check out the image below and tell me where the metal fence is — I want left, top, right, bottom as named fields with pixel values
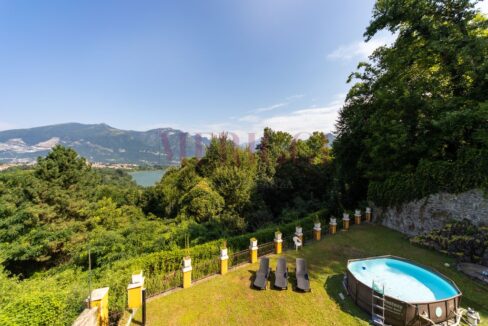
left=144, top=226, right=327, bottom=297
left=146, top=269, right=183, bottom=298
left=282, top=235, right=296, bottom=251
left=193, top=257, right=220, bottom=282
left=257, top=241, right=275, bottom=257
left=229, top=249, right=250, bottom=269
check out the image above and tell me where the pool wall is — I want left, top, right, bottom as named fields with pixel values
left=345, top=256, right=462, bottom=326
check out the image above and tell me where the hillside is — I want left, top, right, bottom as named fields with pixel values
left=0, top=123, right=210, bottom=165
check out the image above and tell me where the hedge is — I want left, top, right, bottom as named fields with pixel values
left=368, top=148, right=488, bottom=207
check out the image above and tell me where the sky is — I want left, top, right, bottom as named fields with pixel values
left=1, top=0, right=487, bottom=142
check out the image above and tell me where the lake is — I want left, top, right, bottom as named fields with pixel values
left=129, top=170, right=165, bottom=187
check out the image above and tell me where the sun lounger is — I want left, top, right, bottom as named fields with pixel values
left=296, top=258, right=311, bottom=292
left=253, top=257, right=271, bottom=290
left=274, top=257, right=288, bottom=290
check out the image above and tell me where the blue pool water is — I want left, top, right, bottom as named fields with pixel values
left=348, top=258, right=459, bottom=302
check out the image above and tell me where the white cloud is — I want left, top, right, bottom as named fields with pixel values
left=477, top=0, right=488, bottom=15
left=252, top=93, right=306, bottom=113
left=285, top=94, right=305, bottom=101
left=254, top=102, right=287, bottom=113
left=148, top=93, right=343, bottom=146
left=327, top=34, right=396, bottom=61
left=256, top=98, right=344, bottom=138
left=238, top=115, right=260, bottom=123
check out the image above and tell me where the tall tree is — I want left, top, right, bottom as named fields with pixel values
left=334, top=0, right=488, bottom=206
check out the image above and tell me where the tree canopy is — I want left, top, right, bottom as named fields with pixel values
left=333, top=0, right=488, bottom=206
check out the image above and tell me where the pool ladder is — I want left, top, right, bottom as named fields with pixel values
left=371, top=281, right=385, bottom=326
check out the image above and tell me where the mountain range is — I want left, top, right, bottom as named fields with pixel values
left=0, top=123, right=210, bottom=165
left=0, top=123, right=335, bottom=165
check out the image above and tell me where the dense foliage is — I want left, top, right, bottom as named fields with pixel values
left=0, top=130, right=331, bottom=324
left=333, top=0, right=488, bottom=207
left=143, top=129, right=333, bottom=234
left=411, top=219, right=488, bottom=266
left=0, top=146, right=174, bottom=276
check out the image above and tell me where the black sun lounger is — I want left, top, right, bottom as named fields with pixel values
left=253, top=257, right=271, bottom=290
left=295, top=258, right=311, bottom=292
left=274, top=257, right=288, bottom=290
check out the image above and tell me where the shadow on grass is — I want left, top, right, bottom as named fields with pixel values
left=248, top=269, right=273, bottom=291
left=324, top=274, right=370, bottom=323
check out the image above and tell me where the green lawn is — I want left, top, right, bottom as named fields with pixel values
left=132, top=224, right=488, bottom=326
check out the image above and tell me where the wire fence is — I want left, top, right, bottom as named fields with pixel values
left=144, top=226, right=328, bottom=297
left=146, top=269, right=183, bottom=298
left=229, top=249, right=250, bottom=269
left=282, top=235, right=296, bottom=251
left=193, top=257, right=220, bottom=282
left=257, top=241, right=275, bottom=257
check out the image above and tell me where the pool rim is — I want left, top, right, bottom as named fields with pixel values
left=346, top=255, right=462, bottom=305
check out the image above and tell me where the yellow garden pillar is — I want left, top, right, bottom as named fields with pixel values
left=329, top=218, right=337, bottom=235
left=295, top=226, right=303, bottom=244
left=313, top=222, right=321, bottom=240
left=343, top=213, right=350, bottom=231
left=354, top=209, right=361, bottom=225
left=182, top=256, right=192, bottom=289
left=250, top=238, right=258, bottom=263
left=365, top=207, right=372, bottom=223
left=274, top=231, right=283, bottom=254
left=87, top=287, right=109, bottom=326
left=127, top=272, right=144, bottom=310
left=220, top=248, right=229, bottom=275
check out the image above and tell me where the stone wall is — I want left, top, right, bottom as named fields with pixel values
left=372, top=189, right=488, bottom=236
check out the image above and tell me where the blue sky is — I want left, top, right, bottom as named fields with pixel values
left=1, top=0, right=485, bottom=140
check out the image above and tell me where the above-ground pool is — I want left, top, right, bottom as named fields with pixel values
left=346, top=256, right=462, bottom=326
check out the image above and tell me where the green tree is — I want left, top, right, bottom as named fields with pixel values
left=35, top=145, right=90, bottom=188
left=180, top=179, right=225, bottom=223
left=334, top=0, right=488, bottom=207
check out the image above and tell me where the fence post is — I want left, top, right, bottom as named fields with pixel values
left=182, top=256, right=192, bottom=288
left=87, top=287, right=109, bottom=326
left=220, top=247, right=229, bottom=275
left=142, top=288, right=147, bottom=326
left=354, top=209, right=361, bottom=225
left=329, top=218, right=337, bottom=235
left=295, top=226, right=303, bottom=244
left=313, top=222, right=322, bottom=240
left=343, top=213, right=350, bottom=231
left=365, top=207, right=372, bottom=223
left=127, top=271, right=144, bottom=310
left=274, top=231, right=283, bottom=254
left=249, top=238, right=258, bottom=263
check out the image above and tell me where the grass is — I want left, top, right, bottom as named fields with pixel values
left=132, top=224, right=488, bottom=325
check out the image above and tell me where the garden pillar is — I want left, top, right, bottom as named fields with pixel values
left=182, top=256, right=192, bottom=289
left=343, top=213, right=350, bottom=231
left=313, top=222, right=321, bottom=240
left=87, top=287, right=109, bottom=326
left=329, top=218, right=337, bottom=235
left=365, top=207, right=372, bottom=223
left=127, top=272, right=144, bottom=310
left=274, top=231, right=283, bottom=254
left=354, top=209, right=361, bottom=225
left=249, top=238, right=258, bottom=263
left=220, top=248, right=229, bottom=275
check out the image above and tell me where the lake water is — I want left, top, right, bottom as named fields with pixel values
left=129, top=170, right=165, bottom=187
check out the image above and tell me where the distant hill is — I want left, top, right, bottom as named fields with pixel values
left=0, top=123, right=210, bottom=165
